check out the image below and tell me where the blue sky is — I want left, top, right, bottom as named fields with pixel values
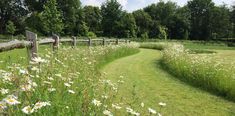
left=81, top=0, right=234, bottom=12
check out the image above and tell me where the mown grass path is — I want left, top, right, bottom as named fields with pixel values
left=102, top=49, right=235, bottom=116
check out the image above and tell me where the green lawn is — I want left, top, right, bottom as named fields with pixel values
left=183, top=41, right=235, bottom=50
left=102, top=49, right=235, bottom=116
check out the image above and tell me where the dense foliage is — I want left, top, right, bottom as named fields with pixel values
left=0, top=0, right=234, bottom=40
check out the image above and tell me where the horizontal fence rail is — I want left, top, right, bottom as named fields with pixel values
left=0, top=31, right=131, bottom=61
left=0, top=40, right=31, bottom=52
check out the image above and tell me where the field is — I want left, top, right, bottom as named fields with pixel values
left=0, top=41, right=234, bottom=115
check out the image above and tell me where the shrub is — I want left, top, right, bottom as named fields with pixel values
left=87, top=32, right=97, bottom=38
left=139, top=42, right=167, bottom=50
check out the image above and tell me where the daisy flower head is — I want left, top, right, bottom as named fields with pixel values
left=0, top=88, right=9, bottom=95
left=64, top=83, right=71, bottom=87
left=22, top=105, right=34, bottom=114
left=103, top=110, right=113, bottom=116
left=92, top=99, right=102, bottom=107
left=141, top=102, right=144, bottom=107
left=68, top=90, right=75, bottom=94
left=159, top=102, right=166, bottom=107
left=31, top=57, right=47, bottom=64
left=112, top=104, right=122, bottom=110
left=33, top=101, right=51, bottom=110
left=3, top=95, right=20, bottom=105
left=148, top=108, right=157, bottom=114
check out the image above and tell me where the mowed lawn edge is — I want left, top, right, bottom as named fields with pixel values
left=102, top=48, right=235, bottom=116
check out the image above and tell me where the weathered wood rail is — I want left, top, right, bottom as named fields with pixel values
left=0, top=31, right=131, bottom=61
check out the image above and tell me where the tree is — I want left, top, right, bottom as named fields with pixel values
left=0, top=0, right=27, bottom=34
left=57, top=0, right=83, bottom=35
left=6, top=21, right=16, bottom=39
left=231, top=5, right=235, bottom=38
left=41, top=0, right=64, bottom=35
left=187, top=0, right=214, bottom=40
left=24, top=0, right=47, bottom=12
left=101, top=0, right=123, bottom=37
left=83, top=6, right=102, bottom=35
left=117, top=12, right=137, bottom=38
left=166, top=6, right=190, bottom=39
left=25, top=13, right=46, bottom=35
left=132, top=10, right=153, bottom=38
left=144, top=1, right=190, bottom=39
left=210, top=5, right=231, bottom=39
left=158, top=26, right=168, bottom=40
left=144, top=1, right=177, bottom=26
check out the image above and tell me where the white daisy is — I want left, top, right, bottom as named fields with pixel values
left=103, top=110, right=113, bottom=116
left=0, top=88, right=9, bottom=95
left=33, top=101, right=51, bottom=110
left=3, top=95, right=20, bottom=105
left=22, top=106, right=34, bottom=114
left=48, top=88, right=56, bottom=92
left=148, top=108, right=157, bottom=114
left=112, top=104, right=122, bottom=109
left=68, top=90, right=75, bottom=94
left=158, top=102, right=166, bottom=107
left=64, top=83, right=71, bottom=87
left=141, top=102, right=144, bottom=107
left=92, top=99, right=102, bottom=106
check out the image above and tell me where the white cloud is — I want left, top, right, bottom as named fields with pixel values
left=81, top=0, right=128, bottom=8
left=81, top=0, right=105, bottom=6
left=81, top=0, right=234, bottom=12
left=118, top=0, right=128, bottom=8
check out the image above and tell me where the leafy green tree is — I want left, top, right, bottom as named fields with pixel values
left=210, top=5, right=231, bottom=39
left=144, top=1, right=177, bottom=26
left=6, top=21, right=16, bottom=39
left=144, top=1, right=190, bottom=39
left=24, top=0, right=47, bottom=12
left=133, top=10, right=153, bottom=38
left=83, top=6, right=102, bottom=35
left=141, top=32, right=149, bottom=41
left=117, top=12, right=137, bottom=38
left=167, top=8, right=190, bottom=39
left=231, top=5, right=235, bottom=38
left=78, top=21, right=89, bottom=36
left=25, top=13, right=46, bottom=35
left=187, top=0, right=214, bottom=40
left=101, top=0, right=123, bottom=37
left=57, top=0, right=83, bottom=35
left=0, top=0, right=27, bottom=34
left=41, top=0, right=64, bottom=35
left=158, top=26, right=168, bottom=40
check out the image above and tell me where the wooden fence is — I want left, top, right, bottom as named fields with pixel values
left=0, top=31, right=131, bottom=61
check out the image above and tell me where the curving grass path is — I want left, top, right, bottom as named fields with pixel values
left=102, top=49, right=235, bottom=116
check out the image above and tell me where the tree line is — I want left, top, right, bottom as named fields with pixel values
left=0, top=0, right=235, bottom=40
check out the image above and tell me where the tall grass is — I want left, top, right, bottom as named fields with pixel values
left=161, top=44, right=235, bottom=101
left=140, top=42, right=167, bottom=50
left=0, top=44, right=149, bottom=115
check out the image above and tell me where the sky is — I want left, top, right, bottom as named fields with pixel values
left=81, top=0, right=234, bottom=12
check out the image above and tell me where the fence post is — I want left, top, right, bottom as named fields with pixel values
left=72, top=36, right=76, bottom=48
left=102, top=38, right=106, bottom=46
left=88, top=37, right=92, bottom=46
left=26, top=31, right=38, bottom=60
left=52, top=34, right=59, bottom=51
left=116, top=38, right=119, bottom=45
